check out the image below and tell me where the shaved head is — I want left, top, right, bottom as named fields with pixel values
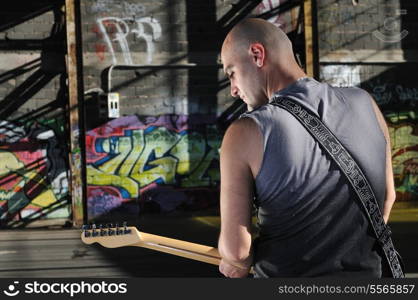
left=222, top=18, right=295, bottom=63
left=221, top=18, right=305, bottom=110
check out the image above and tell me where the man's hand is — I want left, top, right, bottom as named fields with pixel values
left=219, top=258, right=251, bottom=278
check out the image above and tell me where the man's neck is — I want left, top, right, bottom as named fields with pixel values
left=266, top=69, right=307, bottom=100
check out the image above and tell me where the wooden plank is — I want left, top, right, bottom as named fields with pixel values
left=0, top=227, right=222, bottom=277
left=303, top=0, right=314, bottom=77
left=24, top=218, right=69, bottom=228
left=65, top=0, right=85, bottom=226
left=0, top=229, right=80, bottom=240
left=320, top=49, right=418, bottom=63
left=0, top=251, right=189, bottom=269
left=0, top=268, right=130, bottom=278
left=0, top=260, right=119, bottom=270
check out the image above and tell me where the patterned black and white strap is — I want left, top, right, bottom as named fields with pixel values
left=271, top=96, right=404, bottom=278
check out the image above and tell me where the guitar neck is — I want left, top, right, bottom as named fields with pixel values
left=133, top=232, right=221, bottom=266
left=81, top=226, right=254, bottom=274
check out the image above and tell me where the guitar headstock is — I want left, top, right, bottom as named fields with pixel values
left=81, top=222, right=141, bottom=248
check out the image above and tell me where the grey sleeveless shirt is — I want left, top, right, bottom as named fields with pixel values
left=240, top=77, right=387, bottom=277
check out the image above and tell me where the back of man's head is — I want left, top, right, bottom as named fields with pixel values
left=222, top=18, right=295, bottom=64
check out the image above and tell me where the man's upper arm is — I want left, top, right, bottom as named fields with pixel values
left=218, top=117, right=262, bottom=262
left=368, top=95, right=396, bottom=220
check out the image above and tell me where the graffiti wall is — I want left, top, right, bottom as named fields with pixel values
left=362, top=66, right=418, bottom=203
left=386, top=111, right=418, bottom=202
left=88, top=0, right=162, bottom=65
left=320, top=64, right=418, bottom=203
left=363, top=79, right=418, bottom=107
left=317, top=0, right=417, bottom=204
left=86, top=114, right=221, bottom=219
left=0, top=118, right=70, bottom=226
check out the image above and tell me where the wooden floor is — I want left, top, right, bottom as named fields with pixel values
left=0, top=215, right=417, bottom=278
left=0, top=229, right=127, bottom=277
left=0, top=216, right=222, bottom=278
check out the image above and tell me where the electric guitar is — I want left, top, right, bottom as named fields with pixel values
left=81, top=223, right=224, bottom=266
left=81, top=223, right=254, bottom=274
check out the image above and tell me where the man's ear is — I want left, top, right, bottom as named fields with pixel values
left=249, top=43, right=265, bottom=68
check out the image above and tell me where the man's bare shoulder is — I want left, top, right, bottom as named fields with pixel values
left=367, top=98, right=392, bottom=144
left=223, top=117, right=260, bottom=145
left=222, top=117, right=263, bottom=178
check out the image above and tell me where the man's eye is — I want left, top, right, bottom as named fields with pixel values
left=229, top=72, right=234, bottom=79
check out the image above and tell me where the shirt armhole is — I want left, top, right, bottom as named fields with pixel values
left=239, top=114, right=267, bottom=182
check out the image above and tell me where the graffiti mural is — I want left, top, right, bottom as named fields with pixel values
left=0, top=119, right=70, bottom=225
left=364, top=78, right=418, bottom=106
left=95, top=16, right=161, bottom=65
left=385, top=111, right=418, bottom=202
left=90, top=0, right=161, bottom=64
left=86, top=114, right=221, bottom=218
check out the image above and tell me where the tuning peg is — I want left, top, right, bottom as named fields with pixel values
left=123, top=221, right=131, bottom=234
left=82, top=224, right=91, bottom=237
left=91, top=223, right=99, bottom=236
left=99, top=224, right=107, bottom=236
left=107, top=223, right=115, bottom=235
left=115, top=222, right=123, bottom=235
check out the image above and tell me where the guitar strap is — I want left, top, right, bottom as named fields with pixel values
left=270, top=95, right=405, bottom=278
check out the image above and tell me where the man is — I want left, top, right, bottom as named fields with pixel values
left=218, top=18, right=396, bottom=278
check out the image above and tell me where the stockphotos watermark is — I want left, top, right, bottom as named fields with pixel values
left=2, top=280, right=127, bottom=297
left=373, top=9, right=409, bottom=43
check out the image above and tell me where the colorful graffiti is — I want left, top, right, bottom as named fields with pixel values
left=385, top=111, right=418, bottom=201
left=86, top=114, right=221, bottom=218
left=0, top=119, right=70, bottom=225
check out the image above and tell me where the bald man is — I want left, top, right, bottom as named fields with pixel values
left=218, top=18, right=396, bottom=278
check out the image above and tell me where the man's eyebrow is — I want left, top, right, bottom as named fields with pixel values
left=224, top=66, right=231, bottom=76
